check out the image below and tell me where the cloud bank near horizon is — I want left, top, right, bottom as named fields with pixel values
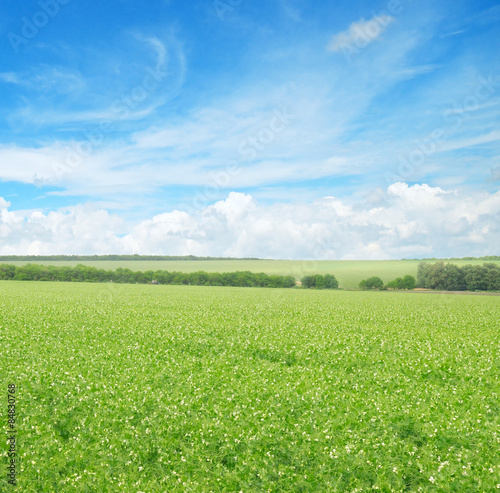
left=1, top=183, right=498, bottom=260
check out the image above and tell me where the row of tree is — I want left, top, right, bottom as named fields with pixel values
left=404, top=256, right=500, bottom=261
left=386, top=275, right=417, bottom=290
left=0, top=264, right=295, bottom=288
left=0, top=264, right=344, bottom=290
left=359, top=262, right=500, bottom=292
left=417, top=261, right=500, bottom=291
left=300, top=274, right=339, bottom=289
left=358, top=275, right=416, bottom=290
left=5, top=261, right=497, bottom=292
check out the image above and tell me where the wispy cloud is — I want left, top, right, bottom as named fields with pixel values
left=472, top=4, right=500, bottom=26
left=0, top=72, right=21, bottom=84
left=3, top=35, right=185, bottom=131
left=440, top=29, right=467, bottom=38
left=326, top=14, right=395, bottom=53
left=438, top=130, right=500, bottom=153
left=0, top=67, right=85, bottom=94
left=279, top=0, right=302, bottom=22
left=393, top=64, right=441, bottom=80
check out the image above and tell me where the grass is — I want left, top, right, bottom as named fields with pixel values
left=1, top=281, right=499, bottom=491
left=5, top=259, right=500, bottom=289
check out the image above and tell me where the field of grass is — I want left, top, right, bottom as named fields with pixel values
left=5, top=259, right=500, bottom=289
left=1, top=281, right=499, bottom=491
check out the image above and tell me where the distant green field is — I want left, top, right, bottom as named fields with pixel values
left=1, top=282, right=499, bottom=491
left=5, top=259, right=500, bottom=289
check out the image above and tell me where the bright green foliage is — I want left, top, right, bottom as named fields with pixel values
left=4, top=259, right=500, bottom=290
left=1, top=282, right=500, bottom=491
left=387, top=275, right=416, bottom=290
left=359, top=276, right=384, bottom=290
left=402, top=275, right=416, bottom=290
left=417, top=261, right=500, bottom=291
left=0, top=264, right=296, bottom=289
left=301, top=274, right=339, bottom=289
left=386, top=277, right=403, bottom=289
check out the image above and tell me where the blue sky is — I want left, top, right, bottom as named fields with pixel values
left=0, top=0, right=499, bottom=258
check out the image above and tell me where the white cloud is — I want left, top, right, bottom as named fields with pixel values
left=387, top=182, right=450, bottom=208
left=0, top=197, right=11, bottom=208
left=393, top=64, right=441, bottom=80
left=0, top=67, right=86, bottom=94
left=0, top=204, right=126, bottom=255
left=438, top=130, right=500, bottom=153
left=327, top=14, right=395, bottom=53
left=1, top=184, right=499, bottom=260
left=3, top=32, right=496, bottom=205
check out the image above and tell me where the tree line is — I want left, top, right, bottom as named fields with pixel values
left=0, top=264, right=340, bottom=289
left=417, top=261, right=500, bottom=291
left=301, top=274, right=339, bottom=289
left=0, top=264, right=294, bottom=288
left=403, top=256, right=500, bottom=261
left=7, top=261, right=498, bottom=292
left=359, top=275, right=416, bottom=290
left=358, top=262, right=500, bottom=292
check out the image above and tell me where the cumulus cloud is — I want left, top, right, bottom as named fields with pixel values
left=327, top=14, right=395, bottom=53
left=0, top=197, right=11, bottom=208
left=0, top=204, right=126, bottom=255
left=1, top=184, right=499, bottom=259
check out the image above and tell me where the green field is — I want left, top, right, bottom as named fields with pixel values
left=1, top=282, right=499, bottom=491
left=5, top=259, right=500, bottom=289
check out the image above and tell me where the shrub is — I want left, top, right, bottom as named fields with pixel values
left=386, top=275, right=416, bottom=290
left=301, top=274, right=339, bottom=289
left=402, top=275, right=416, bottom=290
left=364, top=276, right=384, bottom=290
